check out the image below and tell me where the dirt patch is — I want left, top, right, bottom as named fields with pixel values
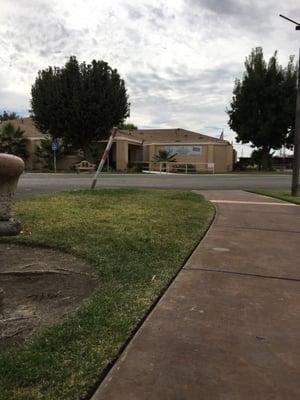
left=0, top=243, right=98, bottom=351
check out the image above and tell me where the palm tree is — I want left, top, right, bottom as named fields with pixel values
left=0, top=122, right=28, bottom=159
left=153, top=150, right=177, bottom=171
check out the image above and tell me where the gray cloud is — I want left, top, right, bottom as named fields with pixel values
left=125, top=28, right=142, bottom=44
left=2, top=0, right=88, bottom=68
left=127, top=64, right=240, bottom=99
left=144, top=5, right=168, bottom=31
left=0, top=0, right=299, bottom=156
left=125, top=3, right=175, bottom=32
left=193, top=0, right=259, bottom=17
left=126, top=5, right=143, bottom=20
left=125, top=64, right=238, bottom=139
left=184, top=0, right=274, bottom=33
left=0, top=88, right=29, bottom=114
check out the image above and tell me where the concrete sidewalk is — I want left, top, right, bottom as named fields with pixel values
left=92, top=190, right=300, bottom=400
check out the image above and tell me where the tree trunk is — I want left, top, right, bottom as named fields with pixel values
left=261, top=147, right=270, bottom=171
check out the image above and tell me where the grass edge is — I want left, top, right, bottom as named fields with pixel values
left=84, top=198, right=216, bottom=400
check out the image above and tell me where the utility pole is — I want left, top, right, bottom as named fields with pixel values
left=293, top=52, right=300, bottom=196
left=280, top=14, right=300, bottom=196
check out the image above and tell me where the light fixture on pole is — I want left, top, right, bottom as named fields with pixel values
left=279, top=14, right=300, bottom=196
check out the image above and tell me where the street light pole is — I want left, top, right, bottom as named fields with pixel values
left=280, top=14, right=300, bottom=196
left=292, top=49, right=300, bottom=196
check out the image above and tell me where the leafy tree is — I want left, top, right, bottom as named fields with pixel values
left=118, top=122, right=138, bottom=130
left=227, top=47, right=297, bottom=170
left=0, top=122, right=28, bottom=159
left=35, top=136, right=64, bottom=170
left=0, top=111, right=19, bottom=121
left=31, top=56, right=130, bottom=161
left=251, top=148, right=274, bottom=170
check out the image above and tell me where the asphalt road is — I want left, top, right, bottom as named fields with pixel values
left=16, top=172, right=291, bottom=198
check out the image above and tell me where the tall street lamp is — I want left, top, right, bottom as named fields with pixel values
left=279, top=14, right=300, bottom=196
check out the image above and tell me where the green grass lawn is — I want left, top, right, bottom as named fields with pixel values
left=247, top=189, right=300, bottom=205
left=0, top=189, right=214, bottom=400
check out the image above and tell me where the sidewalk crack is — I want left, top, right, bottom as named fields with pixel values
left=215, top=226, right=300, bottom=234
left=185, top=267, right=300, bottom=282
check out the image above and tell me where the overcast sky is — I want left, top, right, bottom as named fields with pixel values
left=1, top=0, right=299, bottom=155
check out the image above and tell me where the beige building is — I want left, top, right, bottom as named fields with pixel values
left=4, top=118, right=235, bottom=173
left=4, top=118, right=82, bottom=170
left=100, top=128, right=235, bottom=173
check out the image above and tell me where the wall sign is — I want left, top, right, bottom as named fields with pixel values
left=164, top=145, right=202, bottom=156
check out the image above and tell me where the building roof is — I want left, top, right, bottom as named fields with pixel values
left=0, top=117, right=43, bottom=139
left=118, top=128, right=228, bottom=145
left=115, top=130, right=143, bottom=144
left=2, top=118, right=228, bottom=145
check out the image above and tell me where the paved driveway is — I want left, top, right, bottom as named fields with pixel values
left=17, top=172, right=291, bottom=198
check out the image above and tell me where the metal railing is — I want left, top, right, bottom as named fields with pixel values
left=130, top=161, right=215, bottom=174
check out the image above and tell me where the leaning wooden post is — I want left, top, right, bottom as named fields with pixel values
left=91, top=127, right=117, bottom=189
left=0, top=153, right=25, bottom=236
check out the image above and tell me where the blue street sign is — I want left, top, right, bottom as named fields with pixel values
left=51, top=143, right=57, bottom=151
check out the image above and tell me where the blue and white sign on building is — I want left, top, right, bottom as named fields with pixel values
left=164, top=145, right=202, bottom=156
left=51, top=143, right=57, bottom=152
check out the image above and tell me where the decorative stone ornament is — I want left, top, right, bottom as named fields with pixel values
left=0, top=153, right=25, bottom=236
